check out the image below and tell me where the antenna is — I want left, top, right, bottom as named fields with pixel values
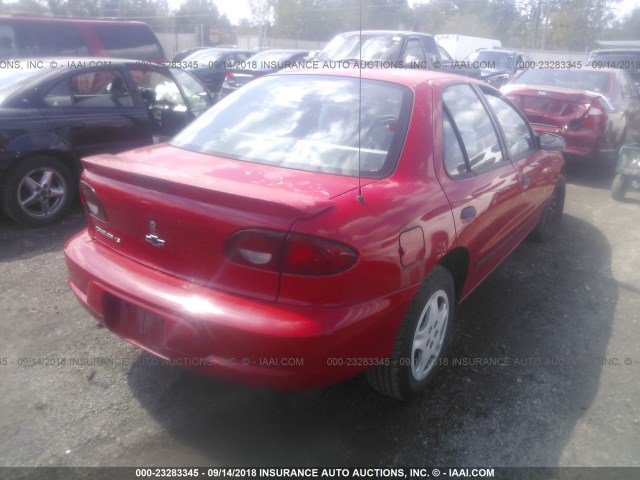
left=356, top=0, right=365, bottom=205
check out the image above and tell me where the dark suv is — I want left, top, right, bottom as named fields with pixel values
left=588, top=49, right=640, bottom=87
left=316, top=30, right=481, bottom=79
left=464, top=48, right=532, bottom=88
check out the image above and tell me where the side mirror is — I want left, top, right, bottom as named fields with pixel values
left=539, top=132, right=565, bottom=151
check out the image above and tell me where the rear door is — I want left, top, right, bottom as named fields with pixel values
left=39, top=67, right=152, bottom=157
left=481, top=86, right=552, bottom=222
left=434, top=82, right=525, bottom=296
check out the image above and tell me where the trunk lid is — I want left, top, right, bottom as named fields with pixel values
left=81, top=144, right=364, bottom=301
left=502, top=85, right=602, bottom=128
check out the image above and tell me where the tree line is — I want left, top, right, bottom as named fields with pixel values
left=1, top=0, right=639, bottom=51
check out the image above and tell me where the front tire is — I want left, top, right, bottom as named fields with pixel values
left=2, top=156, right=76, bottom=227
left=366, top=266, right=455, bottom=400
left=611, top=173, right=630, bottom=201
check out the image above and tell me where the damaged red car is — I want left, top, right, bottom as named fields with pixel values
left=65, top=69, right=565, bottom=400
left=502, top=67, right=640, bottom=165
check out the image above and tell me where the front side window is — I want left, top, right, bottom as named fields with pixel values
left=171, top=68, right=210, bottom=111
left=171, top=75, right=411, bottom=177
left=442, top=84, right=507, bottom=177
left=129, top=69, right=186, bottom=110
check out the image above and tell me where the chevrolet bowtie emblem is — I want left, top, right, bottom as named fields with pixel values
left=145, top=220, right=165, bottom=247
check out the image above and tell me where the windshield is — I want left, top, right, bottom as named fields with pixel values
left=466, top=50, right=514, bottom=69
left=512, top=69, right=611, bottom=93
left=171, top=75, right=411, bottom=177
left=319, top=33, right=402, bottom=62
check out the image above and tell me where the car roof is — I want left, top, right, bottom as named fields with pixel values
left=476, top=48, right=523, bottom=54
left=338, top=30, right=434, bottom=38
left=590, top=48, right=640, bottom=54
left=278, top=67, right=475, bottom=89
left=13, top=57, right=147, bottom=65
left=255, top=49, right=309, bottom=54
left=0, top=14, right=149, bottom=26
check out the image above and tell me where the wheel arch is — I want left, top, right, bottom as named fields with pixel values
left=436, top=247, right=469, bottom=303
left=3, top=149, right=82, bottom=185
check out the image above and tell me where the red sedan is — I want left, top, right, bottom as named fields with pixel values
left=501, top=67, right=640, bottom=165
left=64, top=69, right=565, bottom=400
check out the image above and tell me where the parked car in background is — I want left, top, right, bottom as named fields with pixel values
left=0, top=15, right=166, bottom=61
left=65, top=69, right=565, bottom=400
left=316, top=30, right=481, bottom=79
left=218, top=49, right=310, bottom=99
left=0, top=58, right=213, bottom=226
left=588, top=48, right=640, bottom=87
left=172, top=46, right=210, bottom=62
left=502, top=67, right=640, bottom=165
left=465, top=48, right=531, bottom=87
left=435, top=34, right=501, bottom=60
left=181, top=47, right=253, bottom=95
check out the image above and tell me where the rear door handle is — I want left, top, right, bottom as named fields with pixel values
left=461, top=206, right=477, bottom=221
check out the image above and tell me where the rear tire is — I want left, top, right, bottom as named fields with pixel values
left=366, top=266, right=455, bottom=400
left=611, top=173, right=630, bottom=202
left=2, top=156, right=76, bottom=227
left=532, top=175, right=565, bottom=242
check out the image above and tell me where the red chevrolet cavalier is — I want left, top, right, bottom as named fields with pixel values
left=65, top=69, right=565, bottom=400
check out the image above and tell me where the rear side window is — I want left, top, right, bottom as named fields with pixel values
left=171, top=75, right=412, bottom=178
left=43, top=70, right=133, bottom=108
left=442, top=84, right=508, bottom=177
left=93, top=24, right=165, bottom=61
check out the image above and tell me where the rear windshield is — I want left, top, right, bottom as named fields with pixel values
left=0, top=66, right=49, bottom=104
left=512, top=69, right=611, bottom=93
left=171, top=75, right=412, bottom=178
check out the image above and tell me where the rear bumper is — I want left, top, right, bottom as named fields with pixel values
left=64, top=230, right=415, bottom=390
left=532, top=124, right=616, bottom=164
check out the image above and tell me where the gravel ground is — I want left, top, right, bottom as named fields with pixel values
left=0, top=166, right=639, bottom=471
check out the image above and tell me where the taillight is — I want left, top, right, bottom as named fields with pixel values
left=283, top=235, right=357, bottom=276
left=225, top=230, right=357, bottom=276
left=80, top=181, right=107, bottom=222
left=582, top=101, right=606, bottom=130
left=567, top=99, right=606, bottom=131
left=225, top=71, right=233, bottom=80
